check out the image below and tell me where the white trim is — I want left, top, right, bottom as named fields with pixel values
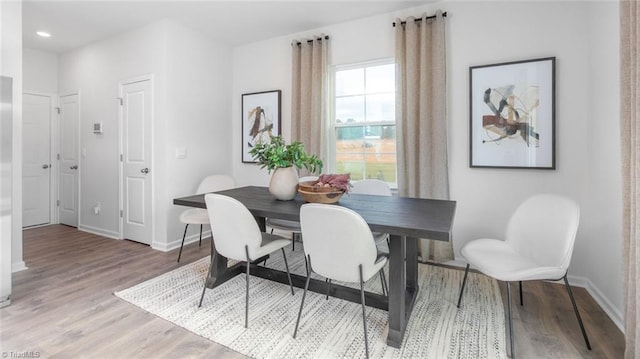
left=11, top=261, right=27, bottom=273
left=151, top=230, right=212, bottom=252
left=78, top=224, right=121, bottom=240
left=565, top=274, right=625, bottom=334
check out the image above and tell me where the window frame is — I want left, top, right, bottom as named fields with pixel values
left=327, top=58, right=397, bottom=187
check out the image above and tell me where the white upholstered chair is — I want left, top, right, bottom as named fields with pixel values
left=199, top=193, right=294, bottom=328
left=177, top=175, right=235, bottom=262
left=350, top=179, right=392, bottom=256
left=294, top=203, right=387, bottom=359
left=265, top=176, right=318, bottom=251
left=456, top=194, right=591, bottom=358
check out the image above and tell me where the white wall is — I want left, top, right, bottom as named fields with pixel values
left=58, top=19, right=232, bottom=250
left=23, top=49, right=58, bottom=94
left=231, top=1, right=623, bottom=330
left=1, top=0, right=25, bottom=277
left=162, top=20, right=233, bottom=251
left=0, top=0, right=23, bottom=306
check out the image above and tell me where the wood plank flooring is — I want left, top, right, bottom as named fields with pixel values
left=0, top=225, right=625, bottom=358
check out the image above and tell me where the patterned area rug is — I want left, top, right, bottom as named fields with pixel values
left=115, top=246, right=506, bottom=358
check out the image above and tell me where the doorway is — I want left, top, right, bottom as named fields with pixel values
left=119, top=76, right=153, bottom=245
left=22, top=92, right=55, bottom=227
left=58, top=93, right=79, bottom=227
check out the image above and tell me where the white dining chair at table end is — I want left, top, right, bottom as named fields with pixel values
left=456, top=193, right=591, bottom=359
left=177, top=175, right=235, bottom=262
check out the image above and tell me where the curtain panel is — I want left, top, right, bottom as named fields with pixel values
left=394, top=10, right=453, bottom=262
left=621, top=1, right=639, bottom=358
left=291, top=37, right=329, bottom=165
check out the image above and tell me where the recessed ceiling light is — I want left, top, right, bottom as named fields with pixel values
left=36, top=31, right=51, bottom=38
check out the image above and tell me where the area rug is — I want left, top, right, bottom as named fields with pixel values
left=115, top=246, right=506, bottom=358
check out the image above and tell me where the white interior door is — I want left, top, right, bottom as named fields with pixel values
left=22, top=93, right=52, bottom=227
left=121, top=78, right=152, bottom=245
left=59, top=93, right=79, bottom=227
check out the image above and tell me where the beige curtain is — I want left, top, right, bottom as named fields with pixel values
left=621, top=2, right=639, bottom=358
left=291, top=36, right=329, bottom=164
left=395, top=11, right=452, bottom=262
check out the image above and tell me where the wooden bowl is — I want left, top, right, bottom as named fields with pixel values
left=298, top=188, right=344, bottom=203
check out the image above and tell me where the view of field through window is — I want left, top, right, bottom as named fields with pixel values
left=334, top=62, right=397, bottom=186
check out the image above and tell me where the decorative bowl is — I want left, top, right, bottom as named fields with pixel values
left=298, top=181, right=338, bottom=193
left=297, top=187, right=344, bottom=203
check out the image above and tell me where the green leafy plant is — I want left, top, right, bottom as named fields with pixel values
left=249, top=135, right=323, bottom=174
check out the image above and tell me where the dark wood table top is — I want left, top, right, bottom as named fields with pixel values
left=174, top=185, right=456, bottom=241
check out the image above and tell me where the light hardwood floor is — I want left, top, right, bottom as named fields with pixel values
left=1, top=225, right=624, bottom=358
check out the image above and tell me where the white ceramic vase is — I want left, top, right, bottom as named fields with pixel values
left=269, top=166, right=299, bottom=201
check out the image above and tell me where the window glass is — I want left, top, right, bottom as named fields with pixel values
left=331, top=61, right=396, bottom=187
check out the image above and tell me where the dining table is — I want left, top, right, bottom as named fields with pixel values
left=174, top=185, right=456, bottom=348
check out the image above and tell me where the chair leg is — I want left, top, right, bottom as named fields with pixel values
left=245, top=246, right=251, bottom=329
left=198, top=250, right=216, bottom=308
left=198, top=224, right=203, bottom=247
left=294, top=255, right=312, bottom=339
left=291, top=232, right=296, bottom=252
left=177, top=224, right=189, bottom=263
left=563, top=275, right=592, bottom=350
left=325, top=279, right=332, bottom=300
left=359, top=264, right=370, bottom=359
left=506, top=281, right=515, bottom=359
left=457, top=264, right=470, bottom=308
left=281, top=248, right=294, bottom=295
left=379, top=270, right=388, bottom=297
left=519, top=281, right=523, bottom=306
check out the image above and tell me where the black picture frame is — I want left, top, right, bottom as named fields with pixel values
left=469, top=57, right=556, bottom=169
left=241, top=90, right=281, bottom=163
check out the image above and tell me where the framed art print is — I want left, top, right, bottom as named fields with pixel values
left=241, top=90, right=281, bottom=163
left=469, top=57, right=555, bottom=169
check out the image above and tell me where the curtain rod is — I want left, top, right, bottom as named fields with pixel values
left=295, top=35, right=330, bottom=46
left=392, top=12, right=447, bottom=27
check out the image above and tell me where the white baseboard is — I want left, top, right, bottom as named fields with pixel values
left=565, top=273, right=625, bottom=334
left=78, top=224, right=120, bottom=240
left=449, top=259, right=624, bottom=334
left=11, top=260, right=27, bottom=273
left=152, top=230, right=212, bottom=252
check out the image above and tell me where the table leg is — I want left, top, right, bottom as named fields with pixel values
left=406, top=237, right=419, bottom=292
left=387, top=234, right=406, bottom=348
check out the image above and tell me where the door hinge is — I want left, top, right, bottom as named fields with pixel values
left=56, top=200, right=60, bottom=206
left=120, top=210, right=123, bottom=218
left=120, top=154, right=123, bottom=162
left=57, top=153, right=60, bottom=160
left=117, top=97, right=123, bottom=106
left=55, top=107, right=61, bottom=114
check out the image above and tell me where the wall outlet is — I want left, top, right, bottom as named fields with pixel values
left=93, top=202, right=101, bottom=215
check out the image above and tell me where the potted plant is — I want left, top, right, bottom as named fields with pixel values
left=249, top=135, right=323, bottom=200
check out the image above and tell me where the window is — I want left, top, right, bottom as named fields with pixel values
left=330, top=61, right=396, bottom=187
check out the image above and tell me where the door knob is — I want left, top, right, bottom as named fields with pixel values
left=42, top=164, right=50, bottom=169
left=70, top=165, right=78, bottom=170
left=140, top=168, right=149, bottom=174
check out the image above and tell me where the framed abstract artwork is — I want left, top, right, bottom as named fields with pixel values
left=241, top=90, right=281, bottom=163
left=469, top=57, right=555, bottom=169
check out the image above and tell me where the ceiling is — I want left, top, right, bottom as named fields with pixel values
left=23, top=1, right=430, bottom=54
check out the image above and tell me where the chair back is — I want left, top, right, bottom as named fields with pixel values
left=300, top=203, right=379, bottom=283
left=204, top=193, right=262, bottom=261
left=197, top=175, right=235, bottom=194
left=350, top=179, right=392, bottom=196
left=506, top=194, right=580, bottom=272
